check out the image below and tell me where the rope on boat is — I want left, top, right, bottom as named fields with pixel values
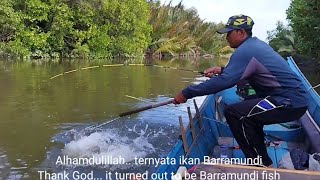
left=312, top=83, right=320, bottom=90
left=201, top=116, right=228, bottom=125
left=49, top=63, right=204, bottom=79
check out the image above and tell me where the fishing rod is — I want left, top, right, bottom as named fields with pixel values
left=83, top=97, right=174, bottom=131
left=119, top=99, right=174, bottom=117
left=49, top=63, right=205, bottom=79
left=79, top=95, right=228, bottom=134
left=125, top=95, right=228, bottom=125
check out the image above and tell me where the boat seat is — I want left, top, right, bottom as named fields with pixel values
left=299, top=111, right=320, bottom=153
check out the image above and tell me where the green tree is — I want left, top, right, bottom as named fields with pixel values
left=287, top=0, right=320, bottom=60
left=267, top=21, right=296, bottom=55
left=147, top=1, right=227, bottom=57
left=0, top=0, right=151, bottom=60
left=105, top=0, right=152, bottom=58
left=46, top=0, right=74, bottom=58
left=0, top=0, right=27, bottom=57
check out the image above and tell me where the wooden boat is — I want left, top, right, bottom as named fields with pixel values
left=154, top=57, right=320, bottom=179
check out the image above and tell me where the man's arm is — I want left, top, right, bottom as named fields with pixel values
left=173, top=51, right=251, bottom=104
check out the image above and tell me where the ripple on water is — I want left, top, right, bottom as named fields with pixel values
left=40, top=119, right=179, bottom=179
left=38, top=96, right=204, bottom=179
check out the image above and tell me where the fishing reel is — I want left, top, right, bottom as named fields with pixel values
left=236, top=83, right=256, bottom=99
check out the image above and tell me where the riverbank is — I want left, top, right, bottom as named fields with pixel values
left=291, top=54, right=320, bottom=79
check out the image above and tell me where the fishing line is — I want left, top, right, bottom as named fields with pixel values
left=86, top=117, right=122, bottom=130
left=67, top=116, right=123, bottom=140
left=50, top=64, right=124, bottom=79
left=125, top=95, right=150, bottom=103
left=49, top=64, right=204, bottom=79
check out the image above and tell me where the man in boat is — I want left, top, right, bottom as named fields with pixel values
left=173, top=14, right=308, bottom=167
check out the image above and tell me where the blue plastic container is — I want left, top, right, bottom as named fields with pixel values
left=220, top=145, right=229, bottom=158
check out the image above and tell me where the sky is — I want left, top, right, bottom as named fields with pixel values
left=159, top=0, right=291, bottom=42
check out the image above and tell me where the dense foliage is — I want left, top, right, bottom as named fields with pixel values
left=0, top=0, right=229, bottom=60
left=287, top=0, right=320, bottom=60
left=0, top=0, right=151, bottom=59
left=147, top=1, right=228, bottom=57
left=267, top=21, right=295, bottom=55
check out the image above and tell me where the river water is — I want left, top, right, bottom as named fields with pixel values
left=0, top=58, right=223, bottom=179
left=0, top=57, right=319, bottom=180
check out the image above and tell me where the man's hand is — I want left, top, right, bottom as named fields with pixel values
left=173, top=91, right=187, bottom=104
left=204, top=67, right=222, bottom=77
